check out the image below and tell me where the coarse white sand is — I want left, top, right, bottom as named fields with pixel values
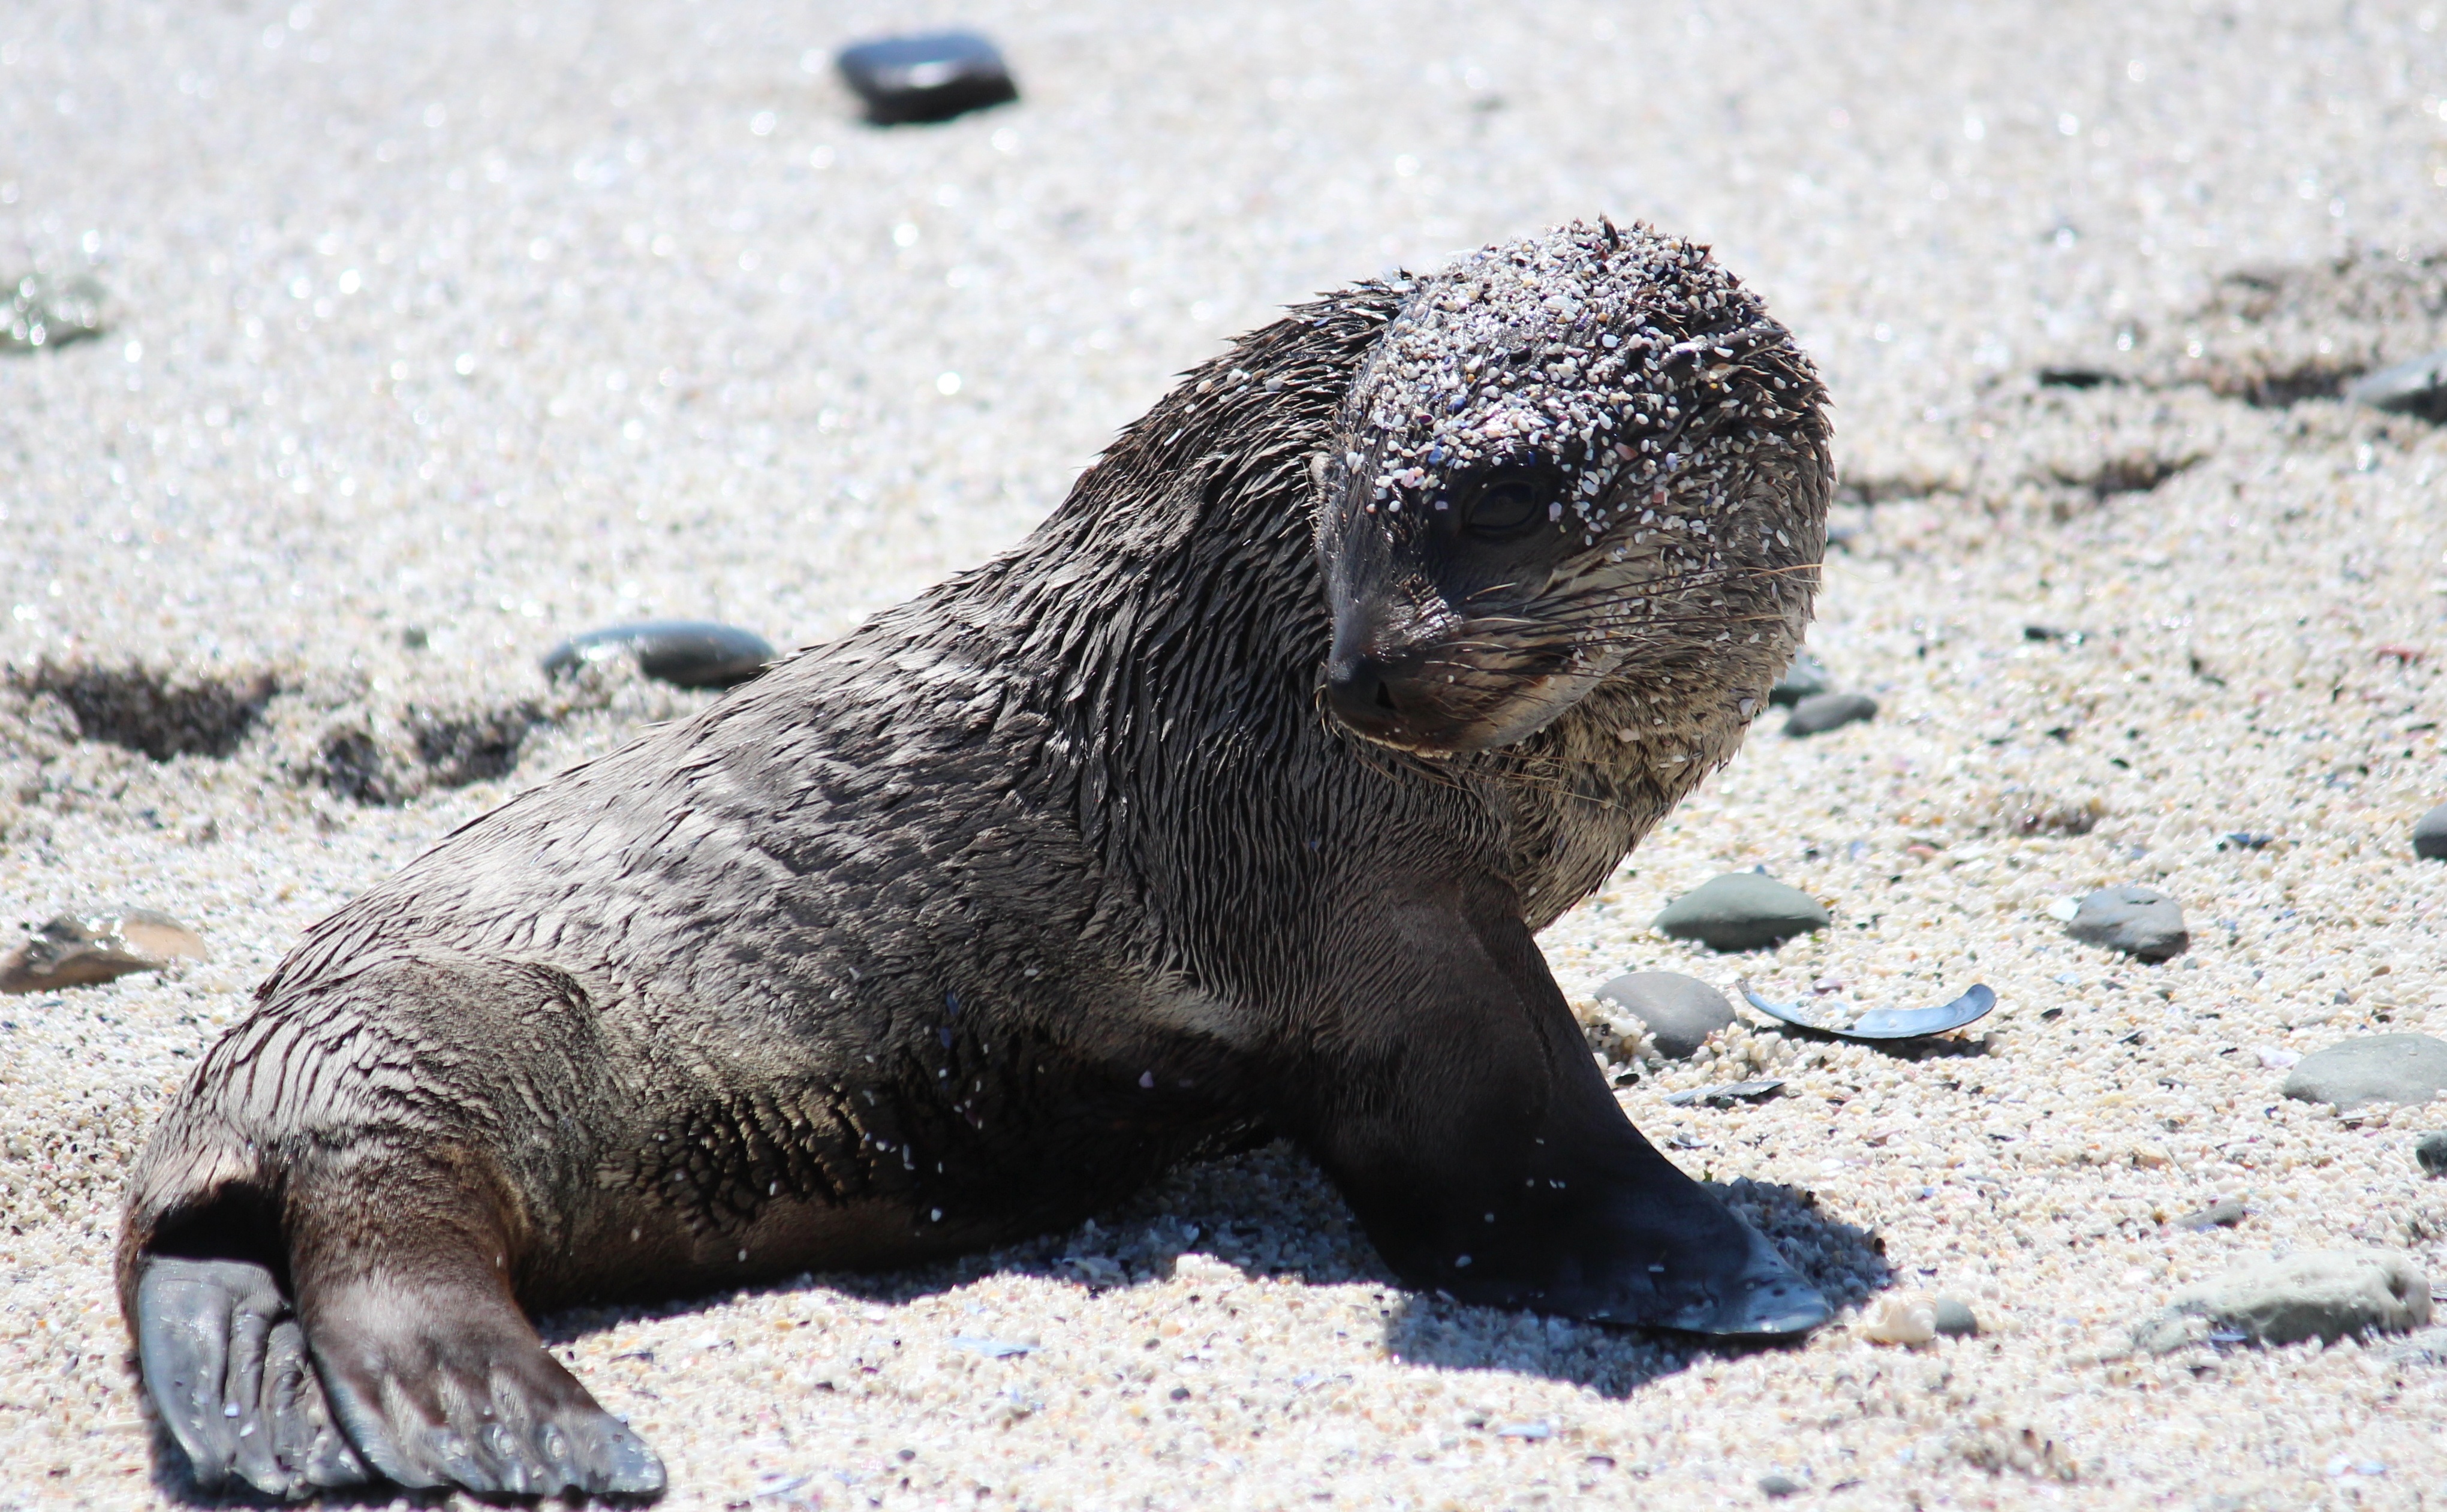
left=5, top=1, right=2447, bottom=1507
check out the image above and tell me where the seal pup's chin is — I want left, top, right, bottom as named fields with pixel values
left=1321, top=654, right=1603, bottom=757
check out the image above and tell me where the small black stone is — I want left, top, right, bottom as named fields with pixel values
left=1757, top=1473, right=1802, bottom=1499
left=2065, top=884, right=2188, bottom=962
left=2345, top=350, right=2447, bottom=422
left=1783, top=691, right=1877, bottom=738
left=2036, top=366, right=2116, bottom=390
left=836, top=31, right=1019, bottom=126
left=2418, top=1132, right=2447, bottom=1177
left=1593, top=971, right=1734, bottom=1059
left=2413, top=802, right=2447, bottom=861
left=2217, top=832, right=2272, bottom=851
left=1653, top=873, right=1830, bottom=953
left=1768, top=650, right=1831, bottom=707
left=542, top=621, right=776, bottom=689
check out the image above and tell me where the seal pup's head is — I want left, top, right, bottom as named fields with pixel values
left=1315, top=221, right=1831, bottom=757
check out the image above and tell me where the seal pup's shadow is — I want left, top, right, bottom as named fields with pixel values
left=799, top=1137, right=1400, bottom=1305
left=532, top=1146, right=1891, bottom=1411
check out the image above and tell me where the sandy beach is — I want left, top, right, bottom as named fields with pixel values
left=5, top=1, right=2447, bottom=1506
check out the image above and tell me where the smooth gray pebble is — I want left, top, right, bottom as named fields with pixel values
left=2066, top=884, right=2189, bottom=962
left=1930, top=1297, right=1979, bottom=1338
left=542, top=620, right=776, bottom=689
left=2282, top=1034, right=2447, bottom=1112
left=1783, top=691, right=1877, bottom=737
left=1594, top=971, right=1733, bottom=1059
left=1768, top=650, right=1831, bottom=707
left=2136, top=1250, right=2432, bottom=1351
left=1653, top=873, right=1830, bottom=953
left=2175, top=1197, right=2247, bottom=1231
left=2413, top=802, right=2447, bottom=861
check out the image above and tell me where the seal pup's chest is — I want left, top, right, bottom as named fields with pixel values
left=1481, top=684, right=1738, bottom=929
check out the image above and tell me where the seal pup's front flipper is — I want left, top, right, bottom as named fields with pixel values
left=1295, top=885, right=1829, bottom=1338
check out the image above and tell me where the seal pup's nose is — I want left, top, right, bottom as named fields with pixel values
left=1325, top=655, right=1405, bottom=730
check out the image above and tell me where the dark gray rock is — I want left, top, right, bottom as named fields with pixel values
left=2419, top=1131, right=2447, bottom=1177
left=2346, top=350, right=2447, bottom=422
left=1757, top=1474, right=1801, bottom=1499
left=543, top=621, right=775, bottom=689
left=1930, top=1297, right=1979, bottom=1338
left=2414, top=802, right=2447, bottom=860
left=835, top=31, right=1019, bottom=125
left=2282, top=1033, right=2447, bottom=1112
left=1653, top=874, right=1830, bottom=952
left=1783, top=691, right=1877, bottom=737
left=2065, top=884, right=2189, bottom=962
left=2134, top=1251, right=2433, bottom=1351
left=1768, top=650, right=1832, bottom=707
left=1594, top=971, right=1735, bottom=1059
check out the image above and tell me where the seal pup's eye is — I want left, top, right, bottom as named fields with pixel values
left=1461, top=478, right=1547, bottom=541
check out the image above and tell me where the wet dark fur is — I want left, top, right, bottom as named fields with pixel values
left=119, top=228, right=1833, bottom=1499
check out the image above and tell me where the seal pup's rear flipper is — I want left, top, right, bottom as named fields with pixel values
left=1295, top=888, right=1830, bottom=1338
left=297, top=1269, right=664, bottom=1496
left=121, top=956, right=669, bottom=1499
left=135, top=1255, right=368, bottom=1495
left=129, top=1178, right=665, bottom=1501
left=281, top=1151, right=667, bottom=1498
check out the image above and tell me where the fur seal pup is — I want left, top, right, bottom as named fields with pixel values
left=120, top=220, right=1833, bottom=1499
